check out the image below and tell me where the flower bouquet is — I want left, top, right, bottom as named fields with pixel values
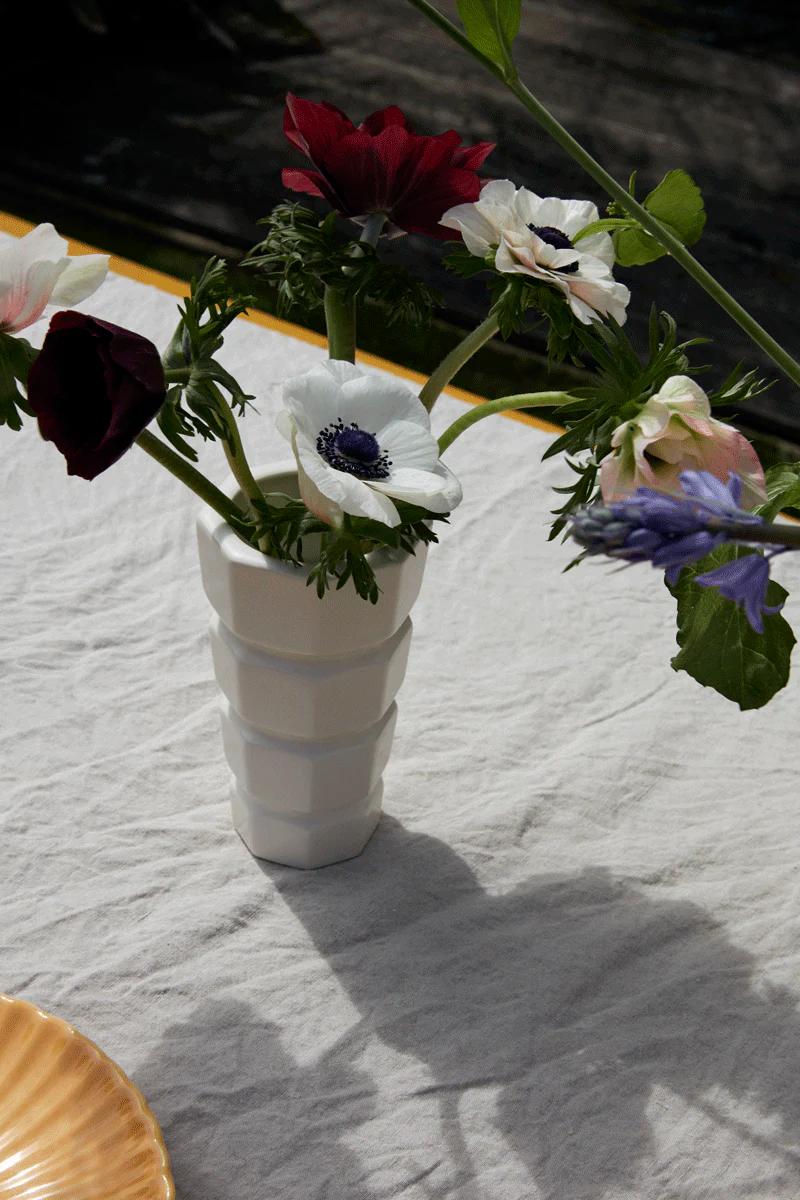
left=3, top=0, right=800, bottom=865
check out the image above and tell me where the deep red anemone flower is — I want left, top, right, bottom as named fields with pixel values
left=282, top=93, right=494, bottom=240
left=27, top=311, right=166, bottom=480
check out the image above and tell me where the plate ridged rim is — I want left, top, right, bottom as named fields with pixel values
left=0, top=994, right=176, bottom=1200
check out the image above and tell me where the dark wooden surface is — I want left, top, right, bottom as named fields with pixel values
left=8, top=0, right=800, bottom=439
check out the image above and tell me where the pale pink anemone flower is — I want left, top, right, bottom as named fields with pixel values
left=441, top=180, right=630, bottom=325
left=599, top=375, right=766, bottom=509
left=0, top=223, right=108, bottom=335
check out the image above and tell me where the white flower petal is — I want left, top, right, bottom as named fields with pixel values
left=4, top=259, right=67, bottom=331
left=8, top=222, right=68, bottom=268
left=541, top=244, right=580, bottom=271
left=0, top=278, right=20, bottom=330
left=494, top=235, right=544, bottom=277
left=570, top=252, right=616, bottom=281
left=49, top=254, right=108, bottom=305
left=320, top=359, right=363, bottom=387
left=631, top=400, right=673, bottom=441
left=377, top=419, right=439, bottom=471
left=0, top=223, right=108, bottom=332
left=372, top=463, right=463, bottom=513
left=535, top=197, right=599, bottom=237
left=275, top=409, right=294, bottom=442
left=338, top=374, right=430, bottom=432
left=511, top=187, right=545, bottom=228
left=440, top=201, right=499, bottom=257
left=576, top=231, right=615, bottom=268
left=295, top=432, right=401, bottom=526
left=568, top=277, right=630, bottom=325
left=282, top=363, right=345, bottom=438
left=442, top=181, right=525, bottom=255
left=564, top=291, right=601, bottom=325
left=653, top=375, right=710, bottom=416
left=477, top=179, right=520, bottom=209
left=293, top=438, right=344, bottom=526
left=279, top=363, right=460, bottom=527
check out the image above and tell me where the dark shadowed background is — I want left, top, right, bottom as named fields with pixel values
left=7, top=0, right=800, bottom=449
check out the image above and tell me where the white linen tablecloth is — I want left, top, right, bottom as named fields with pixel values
left=3, top=258, right=800, bottom=1200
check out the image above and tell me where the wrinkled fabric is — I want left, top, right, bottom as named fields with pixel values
left=2, top=257, right=800, bottom=1200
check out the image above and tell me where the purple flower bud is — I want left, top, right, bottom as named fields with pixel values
left=569, top=469, right=789, bottom=632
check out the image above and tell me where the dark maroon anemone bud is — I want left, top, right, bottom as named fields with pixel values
left=27, top=311, right=166, bottom=480
left=282, top=93, right=494, bottom=240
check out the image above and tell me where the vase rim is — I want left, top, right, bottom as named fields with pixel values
left=198, top=460, right=417, bottom=577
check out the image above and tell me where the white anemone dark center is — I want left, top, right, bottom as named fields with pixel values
left=317, top=418, right=392, bottom=480
left=528, top=224, right=580, bottom=274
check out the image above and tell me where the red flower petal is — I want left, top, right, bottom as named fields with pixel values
left=281, top=94, right=494, bottom=237
left=283, top=93, right=355, bottom=159
left=452, top=141, right=496, bottom=170
left=395, top=167, right=484, bottom=239
left=359, top=105, right=412, bottom=135
left=282, top=167, right=327, bottom=200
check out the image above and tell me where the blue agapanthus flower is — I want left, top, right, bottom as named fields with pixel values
left=570, top=470, right=786, bottom=633
left=694, top=553, right=783, bottom=634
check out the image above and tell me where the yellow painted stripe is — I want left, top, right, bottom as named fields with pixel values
left=0, top=209, right=563, bottom=435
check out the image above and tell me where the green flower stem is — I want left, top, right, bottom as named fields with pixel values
left=135, top=428, right=249, bottom=533
left=438, top=391, right=579, bottom=455
left=712, top=521, right=800, bottom=548
left=324, top=284, right=356, bottom=363
left=419, top=312, right=501, bottom=412
left=403, top=0, right=800, bottom=392
left=163, top=366, right=192, bottom=383
left=405, top=0, right=505, bottom=79
left=324, top=213, right=388, bottom=363
left=215, top=397, right=264, bottom=512
left=505, top=78, right=800, bottom=390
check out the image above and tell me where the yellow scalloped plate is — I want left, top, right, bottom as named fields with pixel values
left=0, top=995, right=175, bottom=1199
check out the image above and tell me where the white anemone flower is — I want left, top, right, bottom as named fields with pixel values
left=277, top=360, right=462, bottom=528
left=441, top=179, right=630, bottom=325
left=0, top=223, right=108, bottom=335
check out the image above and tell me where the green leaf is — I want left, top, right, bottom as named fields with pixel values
left=245, top=202, right=440, bottom=327
left=0, top=333, right=36, bottom=431
left=614, top=169, right=706, bottom=266
left=645, top=168, right=706, bottom=244
left=613, top=226, right=671, bottom=267
left=157, top=389, right=199, bottom=462
left=572, top=218, right=635, bottom=243
left=756, top=463, right=800, bottom=522
left=668, top=545, right=794, bottom=710
left=443, top=245, right=491, bottom=278
left=456, top=0, right=520, bottom=72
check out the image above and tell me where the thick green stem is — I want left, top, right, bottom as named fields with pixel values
left=419, top=313, right=500, bottom=412
left=403, top=0, right=800, bottom=391
left=215, top=399, right=264, bottom=511
left=405, top=0, right=505, bottom=79
left=712, top=521, right=800, bottom=548
left=438, top=391, right=579, bottom=454
left=323, top=214, right=387, bottom=363
left=135, top=429, right=249, bottom=534
left=324, top=285, right=356, bottom=363
left=163, top=366, right=192, bottom=383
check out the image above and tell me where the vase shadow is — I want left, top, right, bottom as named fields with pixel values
left=131, top=996, right=380, bottom=1200
left=259, top=817, right=800, bottom=1199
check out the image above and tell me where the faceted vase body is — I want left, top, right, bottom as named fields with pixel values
left=196, top=464, right=427, bottom=869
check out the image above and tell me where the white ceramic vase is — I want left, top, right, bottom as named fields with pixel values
left=196, top=463, right=427, bottom=869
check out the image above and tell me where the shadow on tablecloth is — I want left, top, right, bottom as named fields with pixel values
left=136, top=819, right=800, bottom=1198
